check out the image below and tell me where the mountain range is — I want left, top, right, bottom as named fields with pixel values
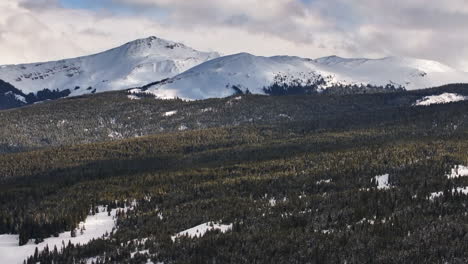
left=0, top=36, right=467, bottom=107
left=3, top=37, right=468, bottom=264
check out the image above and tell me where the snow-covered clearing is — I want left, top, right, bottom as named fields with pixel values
left=171, top=222, right=233, bottom=242
left=414, top=93, right=466, bottom=106
left=0, top=206, right=118, bottom=264
left=374, top=174, right=391, bottom=190
left=447, top=165, right=468, bottom=179
left=163, top=110, right=177, bottom=117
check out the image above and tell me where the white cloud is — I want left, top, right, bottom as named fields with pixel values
left=0, top=0, right=468, bottom=71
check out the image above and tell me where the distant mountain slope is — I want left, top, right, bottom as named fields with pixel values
left=314, top=55, right=468, bottom=89
left=145, top=53, right=468, bottom=100
left=0, top=36, right=219, bottom=99
left=1, top=36, right=467, bottom=106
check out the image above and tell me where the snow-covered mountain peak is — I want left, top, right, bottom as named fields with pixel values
left=0, top=36, right=220, bottom=98
left=118, top=36, right=211, bottom=59
left=1, top=36, right=467, bottom=108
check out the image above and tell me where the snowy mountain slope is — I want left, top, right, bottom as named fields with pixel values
left=144, top=53, right=468, bottom=100
left=314, top=55, right=468, bottom=89
left=145, top=53, right=333, bottom=100
left=0, top=36, right=219, bottom=98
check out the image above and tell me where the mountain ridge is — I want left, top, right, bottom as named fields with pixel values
left=1, top=36, right=467, bottom=107
left=144, top=52, right=468, bottom=100
left=0, top=36, right=220, bottom=104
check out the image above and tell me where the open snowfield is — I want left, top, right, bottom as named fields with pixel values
left=171, top=222, right=233, bottom=242
left=0, top=207, right=118, bottom=264
left=414, top=93, right=466, bottom=106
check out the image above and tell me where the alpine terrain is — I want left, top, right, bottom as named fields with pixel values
left=0, top=36, right=219, bottom=109
left=144, top=53, right=468, bottom=100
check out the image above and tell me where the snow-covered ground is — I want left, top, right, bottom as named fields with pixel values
left=131, top=249, right=150, bottom=258
left=430, top=187, right=468, bottom=200
left=163, top=110, right=177, bottom=117
left=374, top=174, right=391, bottom=190
left=171, top=222, right=233, bottom=242
left=127, top=94, right=141, bottom=100
left=427, top=166, right=468, bottom=200
left=317, top=179, right=332, bottom=184
left=447, top=165, right=468, bottom=179
left=414, top=93, right=467, bottom=106
left=0, top=206, right=118, bottom=264
left=269, top=198, right=277, bottom=207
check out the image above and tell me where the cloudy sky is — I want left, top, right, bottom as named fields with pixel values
left=1, top=0, right=468, bottom=70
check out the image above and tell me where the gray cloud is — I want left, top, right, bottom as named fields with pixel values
left=1, top=0, right=468, bottom=70
left=18, top=0, right=60, bottom=10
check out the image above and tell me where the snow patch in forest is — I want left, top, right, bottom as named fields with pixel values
left=127, top=94, right=141, bottom=100
left=278, top=114, right=292, bottom=119
left=429, top=191, right=443, bottom=200
left=0, top=206, right=118, bottom=264
left=108, top=131, right=123, bottom=139
left=414, top=93, right=466, bottom=106
left=131, top=249, right=150, bottom=258
left=171, top=222, right=233, bottom=242
left=4, top=91, right=27, bottom=103
left=429, top=187, right=468, bottom=200
left=269, top=198, right=277, bottom=206
left=129, top=88, right=142, bottom=94
left=200, top=107, right=214, bottom=113
left=178, top=124, right=188, bottom=131
left=374, top=174, right=391, bottom=190
left=163, top=110, right=177, bottom=117
left=356, top=217, right=385, bottom=225
left=317, top=179, right=332, bottom=184
left=447, top=165, right=468, bottom=179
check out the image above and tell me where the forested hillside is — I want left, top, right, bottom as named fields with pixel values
left=1, top=84, right=468, bottom=263
left=1, top=83, right=468, bottom=153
